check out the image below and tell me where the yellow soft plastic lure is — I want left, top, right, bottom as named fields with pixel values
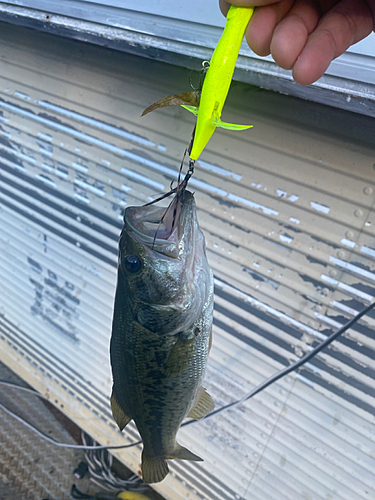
left=185, top=5, right=254, bottom=161
left=117, top=492, right=151, bottom=500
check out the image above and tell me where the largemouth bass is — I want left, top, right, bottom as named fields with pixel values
left=110, top=189, right=214, bottom=483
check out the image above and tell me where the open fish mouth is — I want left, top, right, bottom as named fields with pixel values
left=124, top=190, right=196, bottom=257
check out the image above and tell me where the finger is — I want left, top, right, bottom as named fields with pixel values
left=270, top=0, right=322, bottom=70
left=219, top=0, right=285, bottom=17
left=293, top=0, right=374, bottom=85
left=245, top=0, right=294, bottom=56
left=222, top=0, right=288, bottom=5
left=219, top=0, right=230, bottom=16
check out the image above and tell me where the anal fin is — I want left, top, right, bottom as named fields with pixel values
left=169, top=443, right=203, bottom=462
left=187, top=386, right=215, bottom=420
left=110, top=390, right=131, bottom=431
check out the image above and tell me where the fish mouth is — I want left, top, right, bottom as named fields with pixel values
left=124, top=190, right=196, bottom=257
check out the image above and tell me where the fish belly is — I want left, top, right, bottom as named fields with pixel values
left=110, top=267, right=214, bottom=483
left=111, top=309, right=210, bottom=456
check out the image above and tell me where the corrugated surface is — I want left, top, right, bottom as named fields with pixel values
left=0, top=360, right=89, bottom=500
left=0, top=22, right=375, bottom=500
left=0, top=1, right=374, bottom=116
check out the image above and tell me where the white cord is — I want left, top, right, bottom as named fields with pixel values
left=1, top=299, right=374, bottom=448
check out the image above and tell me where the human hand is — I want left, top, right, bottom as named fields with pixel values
left=219, top=0, right=375, bottom=85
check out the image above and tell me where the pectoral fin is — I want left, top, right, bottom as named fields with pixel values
left=165, top=331, right=197, bottom=377
left=110, top=391, right=131, bottom=431
left=187, top=386, right=215, bottom=420
left=212, top=116, right=253, bottom=130
left=142, top=91, right=200, bottom=116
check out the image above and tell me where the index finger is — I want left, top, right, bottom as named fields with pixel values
left=219, top=0, right=294, bottom=56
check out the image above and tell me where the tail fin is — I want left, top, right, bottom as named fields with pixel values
left=170, top=443, right=203, bottom=462
left=141, top=444, right=202, bottom=483
left=141, top=453, right=169, bottom=484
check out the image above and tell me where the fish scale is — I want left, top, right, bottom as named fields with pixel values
left=110, top=189, right=214, bottom=483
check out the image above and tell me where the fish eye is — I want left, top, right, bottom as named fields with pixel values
left=123, top=254, right=142, bottom=273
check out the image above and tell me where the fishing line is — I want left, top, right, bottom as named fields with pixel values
left=184, top=297, right=375, bottom=423
left=0, top=395, right=140, bottom=450
left=0, top=298, right=374, bottom=449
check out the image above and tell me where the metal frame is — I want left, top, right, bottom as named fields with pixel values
left=0, top=1, right=374, bottom=117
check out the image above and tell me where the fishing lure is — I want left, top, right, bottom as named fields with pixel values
left=141, top=5, right=254, bottom=161
left=185, top=5, right=254, bottom=160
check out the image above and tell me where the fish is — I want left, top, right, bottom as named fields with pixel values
left=110, top=189, right=214, bottom=483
